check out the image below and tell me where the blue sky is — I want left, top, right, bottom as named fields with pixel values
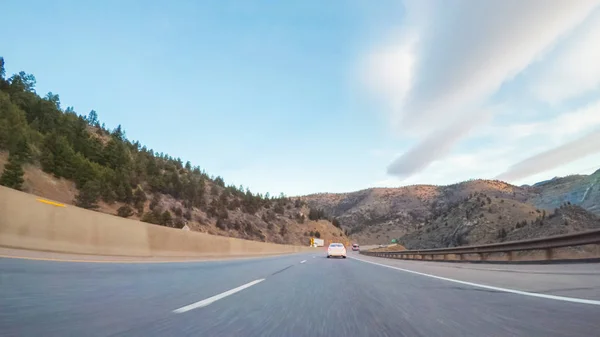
left=3, top=0, right=600, bottom=196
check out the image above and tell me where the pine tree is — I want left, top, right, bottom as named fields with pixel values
left=0, top=57, right=5, bottom=80
left=86, top=110, right=99, bottom=126
left=75, top=180, right=101, bottom=209
left=117, top=205, right=134, bottom=218
left=0, top=154, right=25, bottom=190
left=133, top=187, right=147, bottom=214
left=40, top=146, right=55, bottom=173
left=149, top=194, right=160, bottom=210
left=160, top=210, right=173, bottom=227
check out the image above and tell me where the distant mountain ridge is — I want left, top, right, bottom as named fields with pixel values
left=302, top=171, right=600, bottom=246
left=529, top=169, right=600, bottom=215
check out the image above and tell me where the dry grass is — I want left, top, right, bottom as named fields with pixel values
left=0, top=152, right=78, bottom=205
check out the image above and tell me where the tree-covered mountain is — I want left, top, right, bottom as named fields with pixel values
left=0, top=57, right=346, bottom=245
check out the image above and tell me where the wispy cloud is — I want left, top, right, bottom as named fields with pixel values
left=387, top=109, right=492, bottom=178
left=486, top=99, right=600, bottom=144
left=529, top=9, right=600, bottom=105
left=363, top=0, right=600, bottom=181
left=496, top=128, right=600, bottom=181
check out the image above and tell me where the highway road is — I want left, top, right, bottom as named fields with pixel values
left=1, top=251, right=600, bottom=337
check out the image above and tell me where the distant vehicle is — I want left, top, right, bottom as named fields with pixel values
left=352, top=243, right=360, bottom=251
left=327, top=243, right=347, bottom=258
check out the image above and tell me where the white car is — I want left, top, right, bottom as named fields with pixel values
left=327, top=243, right=347, bottom=258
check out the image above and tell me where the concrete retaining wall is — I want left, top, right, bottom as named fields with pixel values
left=0, top=186, right=310, bottom=257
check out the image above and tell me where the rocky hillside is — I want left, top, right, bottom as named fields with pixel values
left=302, top=180, right=530, bottom=244
left=302, top=177, right=599, bottom=247
left=399, top=193, right=599, bottom=249
left=527, top=169, right=600, bottom=215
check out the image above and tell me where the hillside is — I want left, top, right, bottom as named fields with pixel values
left=399, top=194, right=599, bottom=249
left=302, top=177, right=600, bottom=246
left=527, top=169, right=600, bottom=215
left=0, top=58, right=346, bottom=246
left=302, top=180, right=531, bottom=244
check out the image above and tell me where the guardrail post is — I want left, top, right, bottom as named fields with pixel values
left=545, top=248, right=553, bottom=260
left=507, top=251, right=514, bottom=261
left=443, top=254, right=447, bottom=261
left=458, top=254, right=464, bottom=261
left=479, top=253, right=487, bottom=261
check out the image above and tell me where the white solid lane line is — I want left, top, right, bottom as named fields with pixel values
left=349, top=256, right=600, bottom=306
left=173, top=279, right=265, bottom=314
left=300, top=260, right=307, bottom=264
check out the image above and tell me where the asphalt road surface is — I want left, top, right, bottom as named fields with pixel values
left=1, top=251, right=600, bottom=337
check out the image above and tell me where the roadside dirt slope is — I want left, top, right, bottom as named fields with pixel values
left=1, top=152, right=345, bottom=246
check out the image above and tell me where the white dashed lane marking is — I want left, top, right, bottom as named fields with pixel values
left=173, top=279, right=265, bottom=313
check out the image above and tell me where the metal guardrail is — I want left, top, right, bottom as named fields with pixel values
left=361, top=229, right=600, bottom=262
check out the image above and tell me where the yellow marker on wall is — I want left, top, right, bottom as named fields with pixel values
left=36, top=198, right=66, bottom=207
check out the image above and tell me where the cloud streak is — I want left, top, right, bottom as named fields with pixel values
left=387, top=110, right=492, bottom=178
left=365, top=0, right=600, bottom=180
left=530, top=10, right=600, bottom=105
left=496, top=128, right=600, bottom=181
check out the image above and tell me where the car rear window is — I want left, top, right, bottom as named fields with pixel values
left=330, top=243, right=343, bottom=247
